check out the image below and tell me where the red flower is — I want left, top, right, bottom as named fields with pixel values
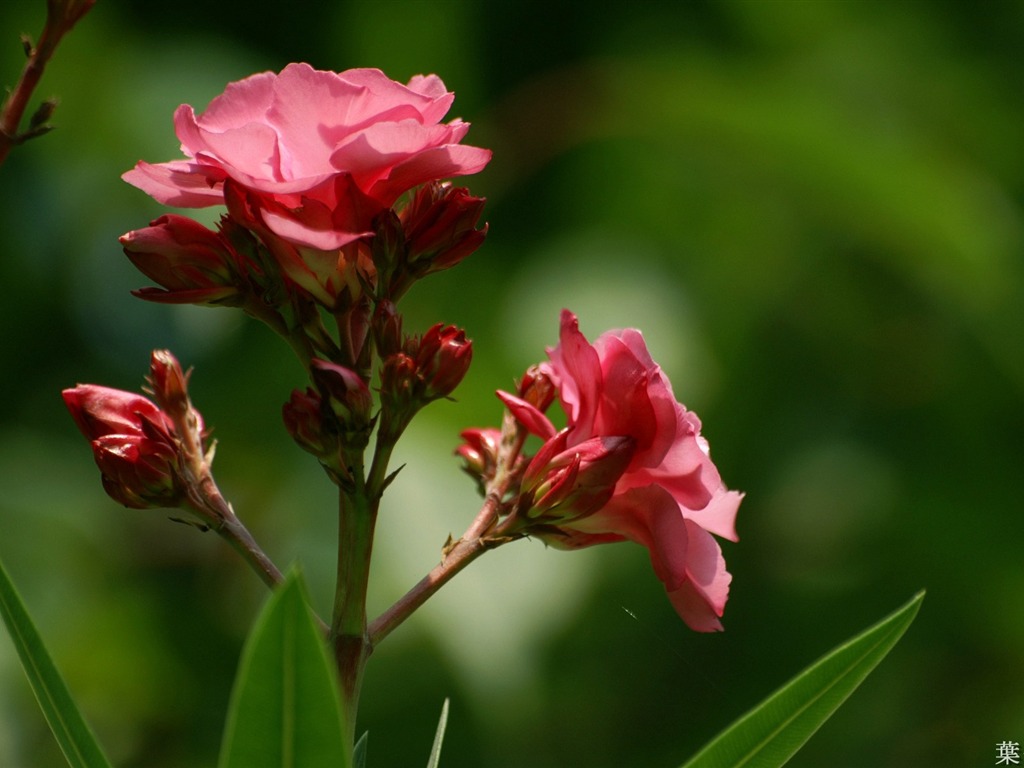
left=505, top=310, right=743, bottom=632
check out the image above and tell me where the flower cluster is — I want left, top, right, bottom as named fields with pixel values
left=69, top=63, right=741, bottom=647
left=121, top=64, right=490, bottom=313
left=459, top=310, right=742, bottom=631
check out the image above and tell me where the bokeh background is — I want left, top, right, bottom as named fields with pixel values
left=2, top=1, right=1023, bottom=766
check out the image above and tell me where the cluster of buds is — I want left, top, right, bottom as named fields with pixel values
left=62, top=351, right=209, bottom=513
left=282, top=359, right=375, bottom=479
left=517, top=431, right=634, bottom=526
left=456, top=365, right=635, bottom=530
left=378, top=321, right=473, bottom=439
left=373, top=182, right=488, bottom=301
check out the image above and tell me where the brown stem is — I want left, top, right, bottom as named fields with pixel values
left=367, top=516, right=517, bottom=646
left=368, top=413, right=528, bottom=645
left=0, top=3, right=93, bottom=167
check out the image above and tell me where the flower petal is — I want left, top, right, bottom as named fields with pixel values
left=122, top=160, right=226, bottom=207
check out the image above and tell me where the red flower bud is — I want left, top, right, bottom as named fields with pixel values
left=379, top=352, right=419, bottom=411
left=517, top=365, right=555, bottom=412
left=455, top=427, right=501, bottom=488
left=520, top=432, right=635, bottom=523
left=63, top=384, right=174, bottom=444
left=282, top=387, right=334, bottom=458
left=414, top=323, right=473, bottom=400
left=62, top=385, right=183, bottom=509
left=121, top=214, right=245, bottom=305
left=372, top=300, right=404, bottom=359
left=93, top=434, right=182, bottom=509
left=401, top=182, right=487, bottom=272
left=309, top=360, right=373, bottom=443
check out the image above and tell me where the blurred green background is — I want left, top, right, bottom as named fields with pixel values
left=2, top=0, right=1023, bottom=766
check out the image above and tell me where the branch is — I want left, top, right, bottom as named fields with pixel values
left=0, top=0, right=96, bottom=167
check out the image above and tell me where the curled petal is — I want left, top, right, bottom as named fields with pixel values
left=496, top=390, right=557, bottom=439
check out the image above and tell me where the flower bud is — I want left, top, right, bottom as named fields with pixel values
left=372, top=300, right=404, bottom=359
left=520, top=432, right=635, bottom=523
left=121, top=215, right=244, bottom=305
left=455, top=427, right=501, bottom=489
left=496, top=389, right=556, bottom=439
left=62, top=384, right=184, bottom=509
left=370, top=208, right=407, bottom=281
left=147, top=350, right=190, bottom=419
left=378, top=352, right=419, bottom=411
left=401, top=182, right=487, bottom=272
left=414, top=323, right=473, bottom=400
left=282, top=387, right=334, bottom=458
left=517, top=365, right=555, bottom=412
left=93, top=434, right=182, bottom=509
left=309, top=359, right=373, bottom=447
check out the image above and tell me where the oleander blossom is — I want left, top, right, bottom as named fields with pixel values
left=506, top=310, right=743, bottom=632
left=122, top=64, right=491, bottom=305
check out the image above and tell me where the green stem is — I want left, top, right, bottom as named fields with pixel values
left=330, top=485, right=376, bottom=753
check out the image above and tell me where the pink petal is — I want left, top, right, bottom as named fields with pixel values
left=666, top=519, right=732, bottom=632
left=685, top=488, right=743, bottom=542
left=191, top=120, right=283, bottom=184
left=405, top=73, right=455, bottom=118
left=195, top=69, right=277, bottom=132
left=260, top=207, right=371, bottom=251
left=546, top=310, right=602, bottom=437
left=496, top=390, right=557, bottom=439
left=339, top=68, right=454, bottom=124
left=122, top=160, right=226, bottom=207
left=589, top=333, right=659, bottom=452
left=329, top=120, right=451, bottom=181
left=576, top=485, right=691, bottom=592
left=367, top=144, right=493, bottom=206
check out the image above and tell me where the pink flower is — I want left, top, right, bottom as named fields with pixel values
left=508, top=310, right=742, bottom=632
left=123, top=64, right=491, bottom=254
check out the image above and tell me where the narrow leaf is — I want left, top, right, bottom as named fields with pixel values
left=354, top=732, right=368, bottom=768
left=218, top=570, right=350, bottom=768
left=681, top=590, right=924, bottom=768
left=425, top=698, right=450, bottom=768
left=0, top=555, right=114, bottom=768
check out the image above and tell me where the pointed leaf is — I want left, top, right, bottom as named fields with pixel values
left=681, top=591, right=924, bottom=768
left=354, top=732, right=368, bottom=768
left=0, top=555, right=113, bottom=768
left=218, top=570, right=350, bottom=768
left=425, top=698, right=450, bottom=768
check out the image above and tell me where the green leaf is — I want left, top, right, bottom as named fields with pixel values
left=353, top=732, right=368, bottom=768
left=218, top=570, right=350, bottom=768
left=681, top=591, right=924, bottom=768
left=425, top=698, right=450, bottom=768
left=0, top=555, right=114, bottom=768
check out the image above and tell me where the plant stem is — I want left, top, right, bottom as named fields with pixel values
left=367, top=512, right=512, bottom=646
left=215, top=513, right=284, bottom=590
left=0, top=3, right=94, bottom=167
left=330, top=486, right=376, bottom=753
